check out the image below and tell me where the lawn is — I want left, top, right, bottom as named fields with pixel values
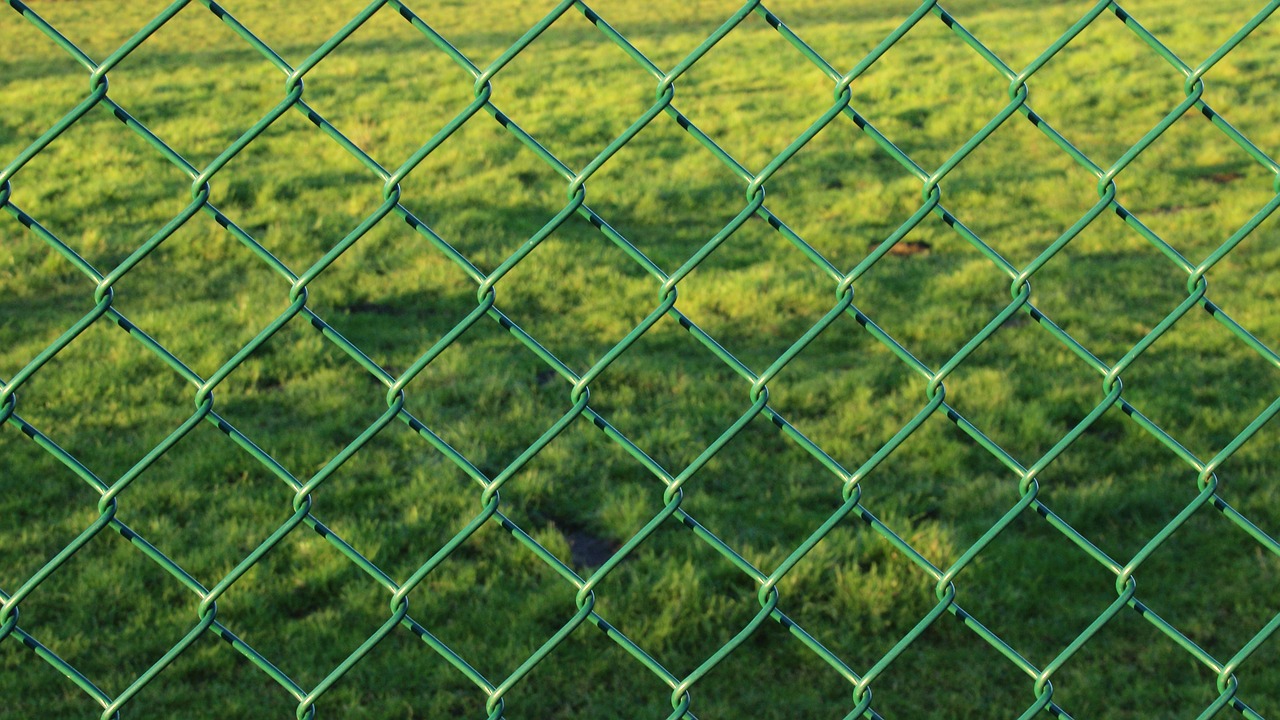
left=2, top=0, right=1280, bottom=718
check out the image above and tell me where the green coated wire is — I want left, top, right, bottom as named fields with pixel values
left=2, top=0, right=1279, bottom=718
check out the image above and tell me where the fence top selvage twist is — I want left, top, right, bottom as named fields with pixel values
left=3, top=0, right=1280, bottom=718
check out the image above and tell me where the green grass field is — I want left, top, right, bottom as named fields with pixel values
left=3, top=0, right=1280, bottom=718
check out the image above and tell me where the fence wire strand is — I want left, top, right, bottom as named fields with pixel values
left=3, top=0, right=1280, bottom=718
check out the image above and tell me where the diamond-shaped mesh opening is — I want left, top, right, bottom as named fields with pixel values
left=297, top=3, right=478, bottom=171
left=675, top=217, right=843, bottom=372
left=204, top=106, right=390, bottom=275
left=213, top=0, right=373, bottom=68
left=1133, top=507, right=1280, bottom=667
left=584, top=521, right=770, bottom=684
left=676, top=413, right=849, bottom=573
left=8, top=527, right=199, bottom=703
left=1112, top=110, right=1278, bottom=263
left=1029, top=405, right=1207, bottom=563
left=1049, top=606, right=1235, bottom=718
left=394, top=313, right=581, bottom=479
left=1026, top=210, right=1193, bottom=365
left=299, top=214, right=482, bottom=378
left=492, top=416, right=655, bottom=577
left=846, top=213, right=1018, bottom=371
left=667, top=9, right=844, bottom=173
left=841, top=7, right=1014, bottom=174
left=768, top=512, right=947, bottom=672
left=487, top=213, right=656, bottom=374
left=0, top=318, right=192, bottom=484
left=759, top=112, right=926, bottom=272
left=208, top=316, right=400, bottom=481
left=584, top=314, right=756, bottom=475
left=938, top=314, right=1101, bottom=463
left=394, top=110, right=574, bottom=275
left=2, top=104, right=195, bottom=272
left=211, top=526, right=397, bottom=692
left=938, top=0, right=1087, bottom=72
left=1023, top=8, right=1187, bottom=169
left=479, top=8, right=664, bottom=173
left=89, top=2, right=284, bottom=170
left=852, top=413, right=1020, bottom=538
left=938, top=110, right=1102, bottom=269
left=1118, top=304, right=1280, bottom=461
left=851, top=609, right=1033, bottom=719
left=301, top=421, right=480, bottom=584
left=832, top=418, right=1045, bottom=639
left=105, top=421, right=299, bottom=588
left=759, top=318, right=923, bottom=470
left=945, top=508, right=1123, bottom=672
left=586, top=116, right=748, bottom=274
left=391, top=519, right=583, bottom=695
left=106, top=213, right=295, bottom=380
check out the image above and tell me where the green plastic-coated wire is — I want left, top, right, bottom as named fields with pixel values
left=3, top=0, right=1280, bottom=718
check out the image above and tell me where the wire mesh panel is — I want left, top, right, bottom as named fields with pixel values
left=2, top=0, right=1280, bottom=718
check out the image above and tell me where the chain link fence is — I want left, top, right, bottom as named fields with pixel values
left=3, top=0, right=1280, bottom=718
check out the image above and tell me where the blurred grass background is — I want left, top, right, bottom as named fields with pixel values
left=2, top=0, right=1280, bottom=718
